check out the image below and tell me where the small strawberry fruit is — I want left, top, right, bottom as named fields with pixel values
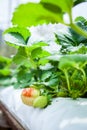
left=33, top=96, right=48, bottom=108
left=21, top=87, right=40, bottom=106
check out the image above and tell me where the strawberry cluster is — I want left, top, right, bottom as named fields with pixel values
left=21, top=87, right=48, bottom=108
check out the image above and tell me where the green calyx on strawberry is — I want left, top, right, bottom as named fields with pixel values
left=33, top=96, right=48, bottom=108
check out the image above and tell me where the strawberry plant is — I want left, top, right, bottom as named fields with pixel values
left=3, top=0, right=87, bottom=108
left=0, top=56, right=14, bottom=86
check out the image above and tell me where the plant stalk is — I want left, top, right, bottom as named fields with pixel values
left=64, top=70, right=71, bottom=92
left=70, top=23, right=87, bottom=38
left=80, top=68, right=86, bottom=86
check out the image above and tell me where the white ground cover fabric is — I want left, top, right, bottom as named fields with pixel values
left=0, top=86, right=87, bottom=130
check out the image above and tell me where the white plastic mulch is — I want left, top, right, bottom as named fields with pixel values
left=0, top=86, right=87, bottom=130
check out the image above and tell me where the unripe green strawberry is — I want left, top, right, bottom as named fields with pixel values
left=57, top=91, right=68, bottom=97
left=33, top=96, right=48, bottom=108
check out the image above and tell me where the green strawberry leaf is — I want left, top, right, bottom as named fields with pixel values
left=12, top=2, right=63, bottom=27
left=4, top=26, right=30, bottom=46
